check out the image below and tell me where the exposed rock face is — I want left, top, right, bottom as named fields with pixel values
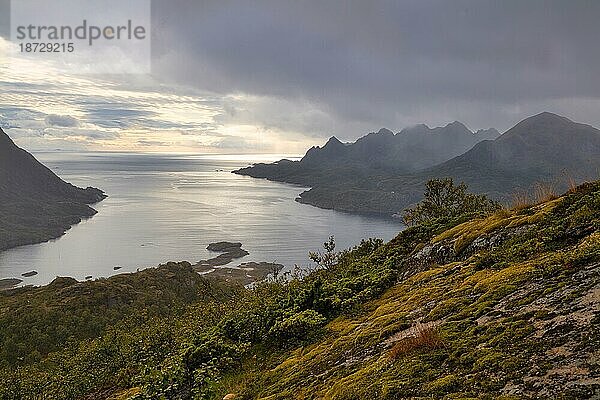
left=499, top=263, right=599, bottom=398
left=405, top=207, right=600, bottom=398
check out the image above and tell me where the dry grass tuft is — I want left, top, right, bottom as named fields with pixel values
left=388, top=323, right=446, bottom=360
left=567, top=176, right=579, bottom=194
left=511, top=182, right=558, bottom=210
left=510, top=191, right=532, bottom=210
left=533, top=182, right=557, bottom=204
left=492, top=207, right=511, bottom=219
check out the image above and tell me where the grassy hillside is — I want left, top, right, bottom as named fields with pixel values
left=243, top=188, right=600, bottom=399
left=0, top=262, right=238, bottom=367
left=1, top=181, right=599, bottom=399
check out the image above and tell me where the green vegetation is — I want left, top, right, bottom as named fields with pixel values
left=308, top=235, right=340, bottom=269
left=1, top=180, right=599, bottom=399
left=401, top=178, right=500, bottom=226
left=0, top=262, right=237, bottom=367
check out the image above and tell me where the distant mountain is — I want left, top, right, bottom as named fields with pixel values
left=371, top=112, right=600, bottom=206
left=446, top=112, right=600, bottom=180
left=239, top=113, right=600, bottom=215
left=0, top=128, right=106, bottom=251
left=235, top=122, right=499, bottom=186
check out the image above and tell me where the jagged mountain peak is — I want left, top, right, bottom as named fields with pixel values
left=399, top=121, right=473, bottom=136
left=399, top=123, right=430, bottom=135
left=237, top=119, right=503, bottom=181
left=323, top=135, right=344, bottom=147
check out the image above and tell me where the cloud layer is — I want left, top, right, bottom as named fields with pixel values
left=151, top=1, right=600, bottom=133
left=1, top=0, right=600, bottom=151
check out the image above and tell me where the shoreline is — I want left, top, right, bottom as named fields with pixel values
left=1, top=241, right=283, bottom=291
left=233, top=170, right=405, bottom=221
left=194, top=241, right=284, bottom=285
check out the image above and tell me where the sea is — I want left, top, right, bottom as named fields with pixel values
left=0, top=152, right=403, bottom=286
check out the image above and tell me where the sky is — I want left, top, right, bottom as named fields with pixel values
left=1, top=0, right=600, bottom=153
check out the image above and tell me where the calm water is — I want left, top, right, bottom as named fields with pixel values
left=0, top=152, right=403, bottom=286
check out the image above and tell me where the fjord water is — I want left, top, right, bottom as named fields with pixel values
left=0, top=152, right=402, bottom=286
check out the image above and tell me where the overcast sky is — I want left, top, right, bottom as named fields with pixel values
left=1, top=0, right=600, bottom=152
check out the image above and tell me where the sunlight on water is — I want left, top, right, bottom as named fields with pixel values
left=0, top=152, right=403, bottom=286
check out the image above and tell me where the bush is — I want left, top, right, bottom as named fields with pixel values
left=309, top=235, right=339, bottom=269
left=268, top=309, right=327, bottom=346
left=402, top=178, right=500, bottom=226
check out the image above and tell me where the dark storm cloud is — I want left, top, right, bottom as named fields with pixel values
left=151, top=0, right=600, bottom=134
left=83, top=106, right=158, bottom=128
left=2, top=0, right=599, bottom=147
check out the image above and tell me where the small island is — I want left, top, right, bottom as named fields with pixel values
left=195, top=241, right=283, bottom=285
left=196, top=241, right=250, bottom=268
left=0, top=278, right=23, bottom=290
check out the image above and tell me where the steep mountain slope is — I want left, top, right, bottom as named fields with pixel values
left=417, top=112, right=600, bottom=191
left=298, top=113, right=600, bottom=214
left=242, top=183, right=600, bottom=399
left=234, top=122, right=499, bottom=186
left=2, top=181, right=598, bottom=399
left=0, top=128, right=106, bottom=251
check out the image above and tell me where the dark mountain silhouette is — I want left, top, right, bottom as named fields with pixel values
left=235, top=122, right=499, bottom=186
left=447, top=112, right=600, bottom=179
left=374, top=112, right=600, bottom=203
left=301, top=135, right=348, bottom=166
left=240, top=113, right=600, bottom=215
left=0, top=128, right=106, bottom=251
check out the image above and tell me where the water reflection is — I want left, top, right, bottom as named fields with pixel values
left=0, top=152, right=403, bottom=286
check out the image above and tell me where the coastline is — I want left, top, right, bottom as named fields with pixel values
left=0, top=188, right=107, bottom=253
left=1, top=241, right=283, bottom=291
left=233, top=169, right=408, bottom=220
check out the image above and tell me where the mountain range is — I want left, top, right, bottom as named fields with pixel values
left=0, top=128, right=106, bottom=251
left=236, top=112, right=600, bottom=215
left=236, top=122, right=499, bottom=186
